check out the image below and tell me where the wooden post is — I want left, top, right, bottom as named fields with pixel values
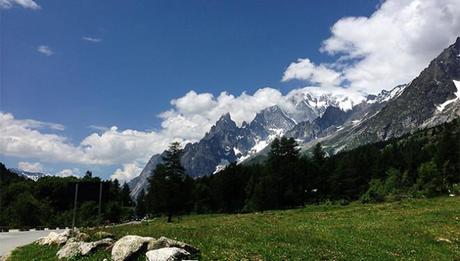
left=72, top=183, right=79, bottom=229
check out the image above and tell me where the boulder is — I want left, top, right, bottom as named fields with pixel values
left=37, top=229, right=92, bottom=246
left=146, top=247, right=191, bottom=261
left=37, top=230, right=71, bottom=245
left=148, top=236, right=199, bottom=255
left=56, top=239, right=81, bottom=259
left=56, top=238, right=114, bottom=259
left=111, top=235, right=155, bottom=261
left=80, top=238, right=114, bottom=255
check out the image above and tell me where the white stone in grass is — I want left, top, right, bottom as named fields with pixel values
left=147, top=236, right=199, bottom=254
left=56, top=238, right=114, bottom=259
left=111, top=235, right=155, bottom=261
left=146, top=247, right=191, bottom=261
left=37, top=230, right=71, bottom=245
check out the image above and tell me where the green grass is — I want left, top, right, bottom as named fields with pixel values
left=10, top=197, right=460, bottom=260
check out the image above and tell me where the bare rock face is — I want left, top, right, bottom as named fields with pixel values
left=111, top=235, right=155, bottom=261
left=145, top=247, right=191, bottom=261
left=147, top=236, right=199, bottom=255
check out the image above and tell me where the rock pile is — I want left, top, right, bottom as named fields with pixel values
left=111, top=235, right=199, bottom=261
left=35, top=230, right=199, bottom=260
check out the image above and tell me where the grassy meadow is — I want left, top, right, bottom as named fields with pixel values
left=9, top=197, right=460, bottom=260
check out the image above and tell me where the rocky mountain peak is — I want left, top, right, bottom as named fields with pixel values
left=211, top=113, right=237, bottom=132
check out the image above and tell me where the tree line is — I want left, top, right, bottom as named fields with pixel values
left=138, top=118, right=460, bottom=221
left=0, top=169, right=134, bottom=228
left=1, top=119, right=458, bottom=226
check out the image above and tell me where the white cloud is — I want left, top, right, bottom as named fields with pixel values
left=0, top=112, right=100, bottom=164
left=82, top=36, right=102, bottom=43
left=282, top=58, right=343, bottom=87
left=0, top=84, right=365, bottom=182
left=0, top=88, right=296, bottom=168
left=284, top=0, right=460, bottom=94
left=37, top=45, right=54, bottom=56
left=56, top=168, right=80, bottom=177
left=111, top=163, right=143, bottom=183
left=0, top=112, right=171, bottom=167
left=18, top=161, right=43, bottom=172
left=0, top=0, right=40, bottom=9
left=6, top=0, right=460, bottom=182
left=89, top=125, right=109, bottom=132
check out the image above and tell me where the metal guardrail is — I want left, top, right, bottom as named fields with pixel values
left=0, top=226, right=69, bottom=233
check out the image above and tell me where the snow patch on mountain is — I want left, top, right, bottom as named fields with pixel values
left=9, top=168, right=47, bottom=181
left=284, top=87, right=366, bottom=122
left=366, top=84, right=407, bottom=104
left=213, top=159, right=230, bottom=174
left=453, top=80, right=460, bottom=98
left=436, top=80, right=460, bottom=112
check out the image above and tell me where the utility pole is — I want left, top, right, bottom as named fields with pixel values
left=98, top=181, right=103, bottom=225
left=72, top=183, right=79, bottom=230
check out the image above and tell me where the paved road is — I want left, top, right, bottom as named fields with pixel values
left=0, top=229, right=66, bottom=258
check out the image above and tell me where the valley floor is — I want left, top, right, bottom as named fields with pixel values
left=9, top=197, right=460, bottom=260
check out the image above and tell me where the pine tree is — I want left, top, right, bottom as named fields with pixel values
left=121, top=182, right=133, bottom=207
left=312, top=142, right=326, bottom=165
left=135, top=189, right=147, bottom=218
left=146, top=142, right=189, bottom=222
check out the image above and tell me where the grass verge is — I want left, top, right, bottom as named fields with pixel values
left=9, top=197, right=460, bottom=260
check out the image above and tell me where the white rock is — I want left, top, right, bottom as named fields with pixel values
left=111, top=235, right=155, bottom=261
left=37, top=230, right=71, bottom=245
left=146, top=247, right=190, bottom=261
left=56, top=238, right=114, bottom=259
left=80, top=238, right=114, bottom=255
left=147, top=236, right=199, bottom=255
left=436, top=237, right=452, bottom=243
left=56, top=240, right=81, bottom=259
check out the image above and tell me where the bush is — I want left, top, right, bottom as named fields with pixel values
left=361, top=179, right=385, bottom=203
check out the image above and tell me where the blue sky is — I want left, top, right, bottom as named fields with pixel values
left=1, top=0, right=459, bottom=181
left=2, top=0, right=380, bottom=133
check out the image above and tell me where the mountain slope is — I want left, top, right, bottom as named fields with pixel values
left=8, top=168, right=47, bottom=181
left=130, top=37, right=460, bottom=198
left=309, top=37, right=460, bottom=153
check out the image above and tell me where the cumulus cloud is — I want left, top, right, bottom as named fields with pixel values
left=282, top=58, right=343, bottom=87
left=284, top=0, right=460, bottom=94
left=56, top=168, right=80, bottom=177
left=0, top=88, right=296, bottom=168
left=0, top=0, right=40, bottom=9
left=37, top=45, right=54, bottom=56
left=0, top=112, right=100, bottom=164
left=18, top=161, right=44, bottom=172
left=111, top=163, right=143, bottom=183
left=82, top=36, right=102, bottom=43
left=1, top=83, right=363, bottom=182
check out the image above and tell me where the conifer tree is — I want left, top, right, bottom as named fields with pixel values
left=146, top=142, right=189, bottom=222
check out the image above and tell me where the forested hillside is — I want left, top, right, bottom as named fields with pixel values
left=1, top=119, right=458, bottom=227
left=140, top=118, right=460, bottom=218
left=0, top=168, right=134, bottom=228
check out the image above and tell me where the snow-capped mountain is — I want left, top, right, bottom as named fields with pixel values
left=300, top=37, right=460, bottom=154
left=9, top=168, right=47, bottom=181
left=129, top=106, right=298, bottom=198
left=283, top=87, right=365, bottom=123
left=129, top=85, right=406, bottom=199
left=129, top=37, right=460, bottom=199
